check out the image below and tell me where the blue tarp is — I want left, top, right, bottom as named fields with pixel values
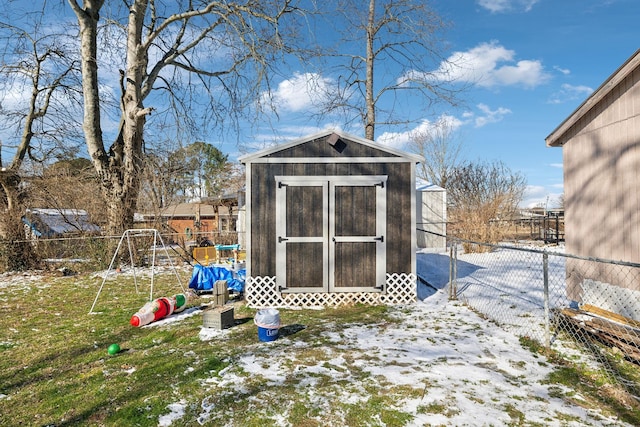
left=188, top=264, right=245, bottom=293
left=215, top=243, right=241, bottom=251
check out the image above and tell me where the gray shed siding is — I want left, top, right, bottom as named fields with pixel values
left=240, top=131, right=421, bottom=307
left=249, top=155, right=413, bottom=278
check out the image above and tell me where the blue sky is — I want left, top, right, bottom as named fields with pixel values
left=433, top=0, right=638, bottom=208
left=222, top=0, right=639, bottom=209
left=1, top=0, right=637, bottom=209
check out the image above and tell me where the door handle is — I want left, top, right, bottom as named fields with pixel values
left=278, top=236, right=289, bottom=243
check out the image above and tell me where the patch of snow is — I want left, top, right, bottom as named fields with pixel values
left=156, top=247, right=629, bottom=426
left=141, top=306, right=202, bottom=328
left=157, top=400, right=187, bottom=427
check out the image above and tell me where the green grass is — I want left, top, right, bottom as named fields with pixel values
left=0, top=270, right=401, bottom=426
left=1, top=270, right=640, bottom=426
left=520, top=335, right=640, bottom=424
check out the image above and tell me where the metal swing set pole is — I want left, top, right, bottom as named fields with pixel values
left=88, top=229, right=186, bottom=314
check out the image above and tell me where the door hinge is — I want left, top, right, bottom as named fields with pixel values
left=374, top=236, right=384, bottom=242
left=278, top=236, right=289, bottom=243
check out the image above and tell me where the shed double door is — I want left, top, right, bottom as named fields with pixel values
left=275, top=175, right=387, bottom=292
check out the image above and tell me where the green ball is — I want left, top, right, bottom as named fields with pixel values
left=107, top=343, right=121, bottom=355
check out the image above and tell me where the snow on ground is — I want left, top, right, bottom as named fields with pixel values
left=180, top=291, right=626, bottom=426
left=0, top=270, right=49, bottom=290
left=2, top=248, right=630, bottom=426
left=158, top=247, right=629, bottom=426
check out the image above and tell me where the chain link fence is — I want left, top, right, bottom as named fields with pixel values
left=1, top=230, right=243, bottom=272
left=424, top=232, right=640, bottom=397
left=5, top=228, right=640, bottom=395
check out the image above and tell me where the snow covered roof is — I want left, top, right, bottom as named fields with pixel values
left=22, top=208, right=101, bottom=237
left=416, top=182, right=445, bottom=192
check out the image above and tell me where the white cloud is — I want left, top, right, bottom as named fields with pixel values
left=553, top=65, right=571, bottom=75
left=478, top=0, right=510, bottom=13
left=522, top=185, right=563, bottom=209
left=469, top=103, right=512, bottom=127
left=477, top=0, right=539, bottom=13
left=376, top=129, right=413, bottom=150
left=550, top=163, right=563, bottom=169
left=431, top=42, right=550, bottom=88
left=490, top=59, right=547, bottom=87
left=262, top=72, right=335, bottom=113
left=548, top=83, right=593, bottom=104
left=376, top=114, right=463, bottom=149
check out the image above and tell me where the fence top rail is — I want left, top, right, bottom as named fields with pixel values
left=418, top=228, right=640, bottom=269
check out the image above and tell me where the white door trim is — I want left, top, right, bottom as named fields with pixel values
left=275, top=175, right=387, bottom=293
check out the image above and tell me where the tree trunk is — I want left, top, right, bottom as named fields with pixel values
left=0, top=169, right=20, bottom=215
left=70, top=0, right=147, bottom=237
left=0, top=171, right=37, bottom=270
left=365, top=0, right=376, bottom=141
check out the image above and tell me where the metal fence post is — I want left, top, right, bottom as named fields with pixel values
left=448, top=243, right=453, bottom=299
left=543, top=251, right=550, bottom=348
left=449, top=241, right=458, bottom=300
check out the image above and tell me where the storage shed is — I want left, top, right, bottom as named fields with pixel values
left=239, top=130, right=423, bottom=308
left=416, top=183, right=447, bottom=251
left=546, top=48, right=640, bottom=320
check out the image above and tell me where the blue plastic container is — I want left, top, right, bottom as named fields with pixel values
left=255, top=308, right=280, bottom=342
left=258, top=326, right=279, bottom=342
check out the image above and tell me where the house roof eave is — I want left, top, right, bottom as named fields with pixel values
left=545, top=48, right=640, bottom=147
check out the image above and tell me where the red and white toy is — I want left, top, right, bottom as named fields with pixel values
left=130, top=293, right=189, bottom=327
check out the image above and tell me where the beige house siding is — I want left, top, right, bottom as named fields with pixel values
left=546, top=49, right=640, bottom=305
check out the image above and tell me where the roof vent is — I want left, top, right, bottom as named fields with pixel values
left=327, top=132, right=341, bottom=146
left=326, top=132, right=346, bottom=152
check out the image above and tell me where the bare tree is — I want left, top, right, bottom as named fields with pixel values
left=137, top=140, right=233, bottom=215
left=0, top=7, right=82, bottom=269
left=406, top=116, right=463, bottom=188
left=137, top=151, right=172, bottom=214
left=27, top=158, right=107, bottom=224
left=68, top=0, right=309, bottom=236
left=446, top=160, right=526, bottom=247
left=323, top=0, right=463, bottom=140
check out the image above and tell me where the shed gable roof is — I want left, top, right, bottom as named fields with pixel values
left=546, top=48, right=640, bottom=147
left=238, top=130, right=424, bottom=163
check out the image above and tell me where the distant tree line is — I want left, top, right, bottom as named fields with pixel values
left=408, top=119, right=528, bottom=247
left=0, top=0, right=482, bottom=270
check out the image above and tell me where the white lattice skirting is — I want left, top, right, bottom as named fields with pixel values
left=245, top=273, right=417, bottom=308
